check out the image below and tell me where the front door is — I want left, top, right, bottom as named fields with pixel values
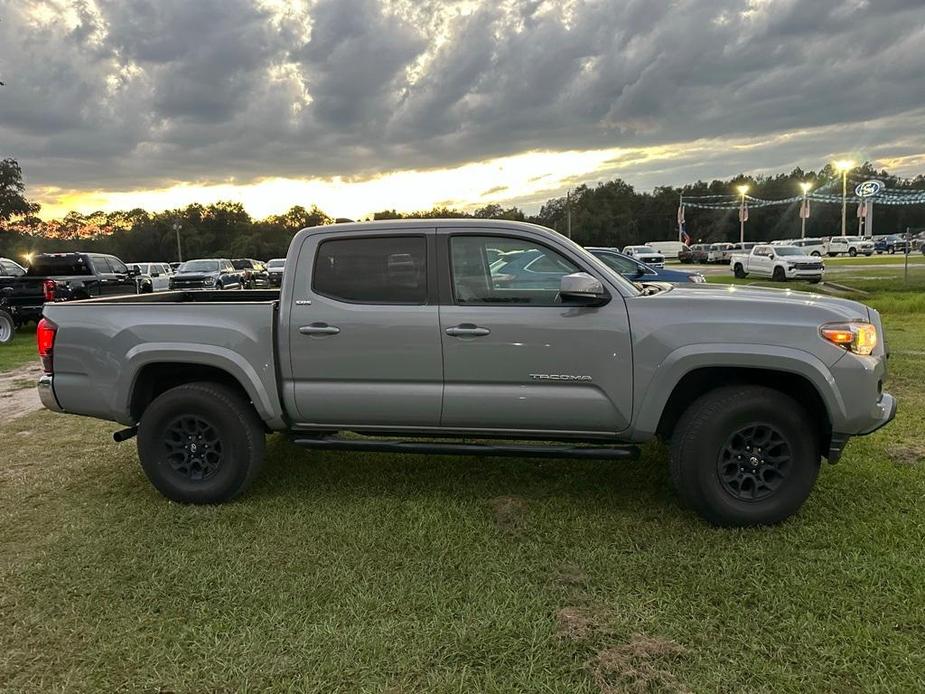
left=287, top=231, right=443, bottom=427
left=438, top=232, right=633, bottom=435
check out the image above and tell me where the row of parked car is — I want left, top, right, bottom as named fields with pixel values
left=0, top=252, right=288, bottom=343
left=132, top=258, right=286, bottom=291
left=681, top=233, right=920, bottom=264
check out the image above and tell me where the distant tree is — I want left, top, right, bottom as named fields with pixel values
left=0, top=158, right=40, bottom=221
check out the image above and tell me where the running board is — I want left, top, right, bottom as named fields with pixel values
left=289, top=436, right=639, bottom=461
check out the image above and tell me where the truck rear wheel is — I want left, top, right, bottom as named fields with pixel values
left=0, top=310, right=14, bottom=344
left=733, top=264, right=747, bottom=279
left=669, top=385, right=819, bottom=526
left=137, top=382, right=265, bottom=504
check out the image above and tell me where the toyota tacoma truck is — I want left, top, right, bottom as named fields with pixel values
left=731, top=244, right=825, bottom=282
left=35, top=220, right=895, bottom=526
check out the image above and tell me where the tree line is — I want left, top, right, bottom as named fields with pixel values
left=1, top=157, right=924, bottom=263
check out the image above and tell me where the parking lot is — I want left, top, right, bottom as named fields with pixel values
left=1, top=265, right=923, bottom=692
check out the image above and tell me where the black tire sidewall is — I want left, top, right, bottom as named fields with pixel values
left=138, top=384, right=263, bottom=503
left=673, top=388, right=819, bottom=526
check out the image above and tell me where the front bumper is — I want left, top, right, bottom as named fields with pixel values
left=827, top=391, right=896, bottom=463
left=37, top=374, right=64, bottom=413
left=785, top=267, right=824, bottom=279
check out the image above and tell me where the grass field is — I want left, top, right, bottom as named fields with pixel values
left=0, top=324, right=37, bottom=372
left=1, top=272, right=923, bottom=692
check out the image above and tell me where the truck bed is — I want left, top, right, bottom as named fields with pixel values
left=42, top=290, right=285, bottom=428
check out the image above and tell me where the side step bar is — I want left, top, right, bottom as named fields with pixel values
left=290, top=436, right=639, bottom=461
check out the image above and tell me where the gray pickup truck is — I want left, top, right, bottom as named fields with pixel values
left=36, top=220, right=895, bottom=526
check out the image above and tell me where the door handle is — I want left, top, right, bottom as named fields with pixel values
left=445, top=324, right=491, bottom=337
left=299, top=322, right=340, bottom=336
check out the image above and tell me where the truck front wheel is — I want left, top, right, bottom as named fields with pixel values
left=669, top=385, right=819, bottom=526
left=772, top=266, right=786, bottom=281
left=137, top=381, right=265, bottom=504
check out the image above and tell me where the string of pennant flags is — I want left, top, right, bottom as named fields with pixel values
left=674, top=178, right=925, bottom=243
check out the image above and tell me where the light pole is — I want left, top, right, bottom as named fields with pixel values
left=736, top=184, right=749, bottom=245
left=834, top=160, right=854, bottom=238
left=173, top=221, right=182, bottom=262
left=799, top=181, right=812, bottom=239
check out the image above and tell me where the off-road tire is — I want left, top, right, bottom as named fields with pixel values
left=669, top=385, right=820, bottom=526
left=733, top=264, right=747, bottom=279
left=137, top=381, right=265, bottom=504
left=772, top=266, right=785, bottom=281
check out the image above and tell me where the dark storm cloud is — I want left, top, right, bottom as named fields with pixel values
left=1, top=0, right=924, bottom=192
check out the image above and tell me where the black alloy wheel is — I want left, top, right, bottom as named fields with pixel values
left=716, top=424, right=792, bottom=501
left=163, top=415, right=224, bottom=481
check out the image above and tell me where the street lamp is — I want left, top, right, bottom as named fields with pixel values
left=736, top=184, right=749, bottom=245
left=834, top=160, right=854, bottom=237
left=799, top=181, right=812, bottom=239
left=172, top=221, right=182, bottom=262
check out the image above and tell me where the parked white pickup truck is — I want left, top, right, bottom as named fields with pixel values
left=825, top=236, right=874, bottom=257
left=730, top=244, right=825, bottom=282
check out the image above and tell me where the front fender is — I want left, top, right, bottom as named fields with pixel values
left=629, top=343, right=847, bottom=439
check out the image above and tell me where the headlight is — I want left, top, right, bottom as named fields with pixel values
left=820, top=321, right=878, bottom=356
left=690, top=274, right=706, bottom=283
left=203, top=276, right=215, bottom=286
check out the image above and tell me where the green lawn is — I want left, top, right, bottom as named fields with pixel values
left=1, top=275, right=923, bottom=692
left=825, top=253, right=924, bottom=266
left=0, top=324, right=38, bottom=372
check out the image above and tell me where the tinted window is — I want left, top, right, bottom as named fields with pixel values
left=313, top=236, right=427, bottom=304
left=592, top=252, right=641, bottom=274
left=179, top=260, right=220, bottom=272
left=108, top=257, right=129, bottom=274
left=451, top=236, right=579, bottom=306
left=231, top=259, right=253, bottom=270
left=27, top=255, right=93, bottom=276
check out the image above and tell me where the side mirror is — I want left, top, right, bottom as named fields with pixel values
left=560, top=272, right=608, bottom=305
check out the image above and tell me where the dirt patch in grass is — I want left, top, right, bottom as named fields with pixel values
left=0, top=363, right=43, bottom=421
left=556, top=606, right=613, bottom=641
left=886, top=443, right=925, bottom=467
left=488, top=495, right=528, bottom=533
left=591, top=634, right=688, bottom=693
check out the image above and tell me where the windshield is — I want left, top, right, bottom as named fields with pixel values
left=27, top=255, right=93, bottom=276
left=775, top=247, right=805, bottom=256
left=231, top=259, right=252, bottom=269
left=179, top=260, right=219, bottom=272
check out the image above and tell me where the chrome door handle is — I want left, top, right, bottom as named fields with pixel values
left=299, top=323, right=340, bottom=336
left=445, top=324, right=491, bottom=337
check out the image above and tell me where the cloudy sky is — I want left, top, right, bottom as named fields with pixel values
left=2, top=0, right=924, bottom=219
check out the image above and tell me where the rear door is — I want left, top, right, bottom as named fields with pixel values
left=286, top=230, right=443, bottom=427
left=438, top=231, right=633, bottom=434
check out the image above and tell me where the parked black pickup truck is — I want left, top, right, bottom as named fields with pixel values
left=0, top=252, right=142, bottom=328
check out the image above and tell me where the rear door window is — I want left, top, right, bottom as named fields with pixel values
left=313, top=236, right=427, bottom=305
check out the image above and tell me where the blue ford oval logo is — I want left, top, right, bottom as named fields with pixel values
left=855, top=180, right=884, bottom=198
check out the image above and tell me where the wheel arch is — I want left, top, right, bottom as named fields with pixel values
left=655, top=366, right=831, bottom=451
left=123, top=347, right=286, bottom=430
left=632, top=345, right=847, bottom=453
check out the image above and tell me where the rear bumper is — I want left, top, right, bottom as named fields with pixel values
left=37, top=374, right=64, bottom=413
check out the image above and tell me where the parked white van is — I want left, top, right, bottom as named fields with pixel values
left=647, top=241, right=687, bottom=260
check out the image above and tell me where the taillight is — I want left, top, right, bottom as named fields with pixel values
left=42, top=279, right=56, bottom=302
left=36, top=318, right=57, bottom=374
